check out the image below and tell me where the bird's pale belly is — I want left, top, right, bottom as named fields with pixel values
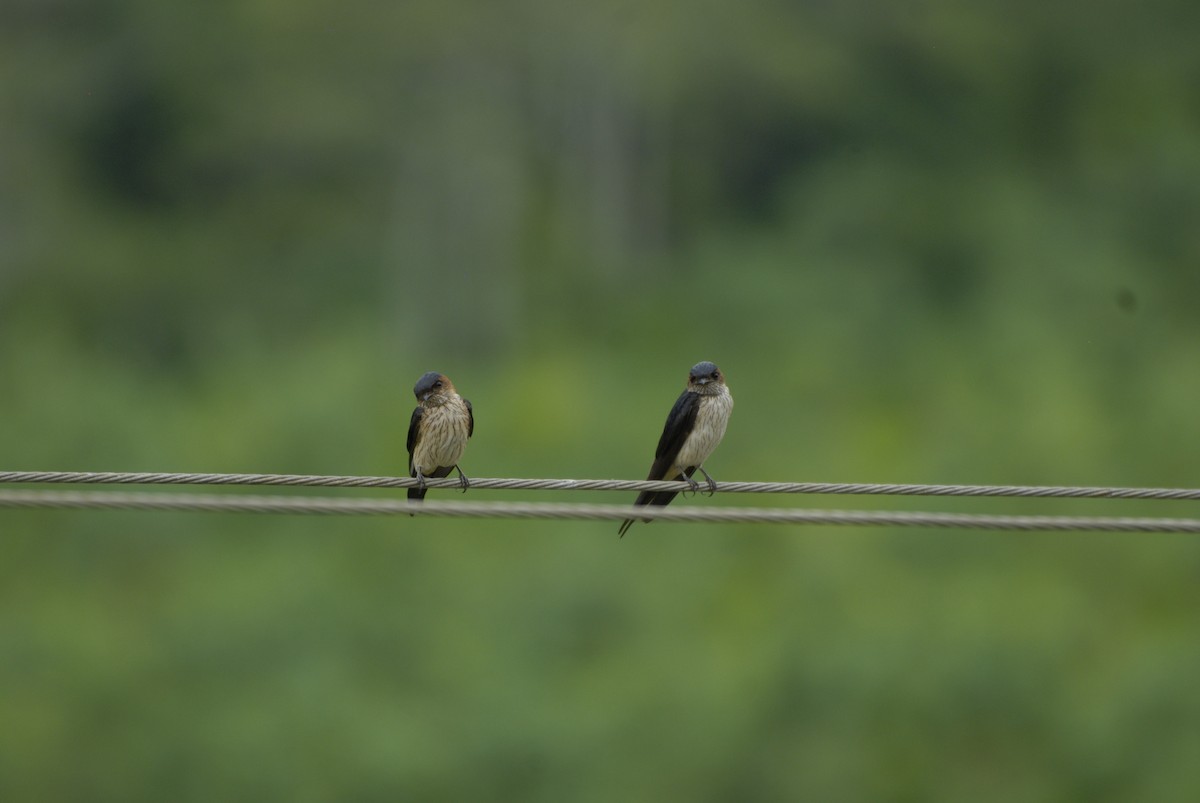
left=674, top=392, right=733, bottom=470
left=413, top=406, right=471, bottom=470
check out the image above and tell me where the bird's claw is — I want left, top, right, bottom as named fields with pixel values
left=702, top=477, right=717, bottom=497
left=456, top=468, right=470, bottom=493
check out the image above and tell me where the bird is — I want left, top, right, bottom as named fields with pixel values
left=406, top=372, right=474, bottom=501
left=618, top=361, right=733, bottom=537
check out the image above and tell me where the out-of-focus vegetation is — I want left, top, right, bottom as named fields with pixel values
left=2, top=0, right=1200, bottom=799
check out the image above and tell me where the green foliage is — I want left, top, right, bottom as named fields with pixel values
left=3, top=0, right=1200, bottom=799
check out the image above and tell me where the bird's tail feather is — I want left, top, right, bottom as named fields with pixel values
left=618, top=468, right=695, bottom=537
left=408, top=466, right=453, bottom=504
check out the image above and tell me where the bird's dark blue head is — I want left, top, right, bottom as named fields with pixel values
left=413, top=371, right=449, bottom=401
left=688, top=361, right=724, bottom=388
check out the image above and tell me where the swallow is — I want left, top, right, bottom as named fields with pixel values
left=618, top=361, right=733, bottom=537
left=406, top=372, right=474, bottom=501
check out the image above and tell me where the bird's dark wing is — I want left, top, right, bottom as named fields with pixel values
left=406, top=406, right=424, bottom=476
left=619, top=391, right=701, bottom=537
left=465, top=398, right=474, bottom=438
left=648, top=391, right=700, bottom=480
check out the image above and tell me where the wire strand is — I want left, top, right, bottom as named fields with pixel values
left=2, top=489, right=1200, bottom=531
left=3, top=471, right=1200, bottom=500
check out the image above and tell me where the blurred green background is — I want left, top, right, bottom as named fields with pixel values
left=3, top=0, right=1200, bottom=799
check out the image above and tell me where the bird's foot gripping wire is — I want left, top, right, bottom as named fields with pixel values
left=455, top=467, right=470, bottom=493
left=696, top=466, right=717, bottom=497
left=681, top=471, right=701, bottom=497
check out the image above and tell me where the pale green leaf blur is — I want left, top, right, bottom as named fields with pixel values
left=2, top=0, right=1200, bottom=799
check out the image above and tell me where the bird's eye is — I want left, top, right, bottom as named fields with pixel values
left=711, top=371, right=720, bottom=379
left=434, top=380, right=443, bottom=387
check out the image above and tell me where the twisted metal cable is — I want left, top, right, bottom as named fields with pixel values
left=2, top=471, right=1200, bottom=500
left=2, top=489, right=1200, bottom=531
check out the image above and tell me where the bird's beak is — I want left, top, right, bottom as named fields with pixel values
left=420, top=392, right=431, bottom=402
left=695, top=377, right=710, bottom=385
